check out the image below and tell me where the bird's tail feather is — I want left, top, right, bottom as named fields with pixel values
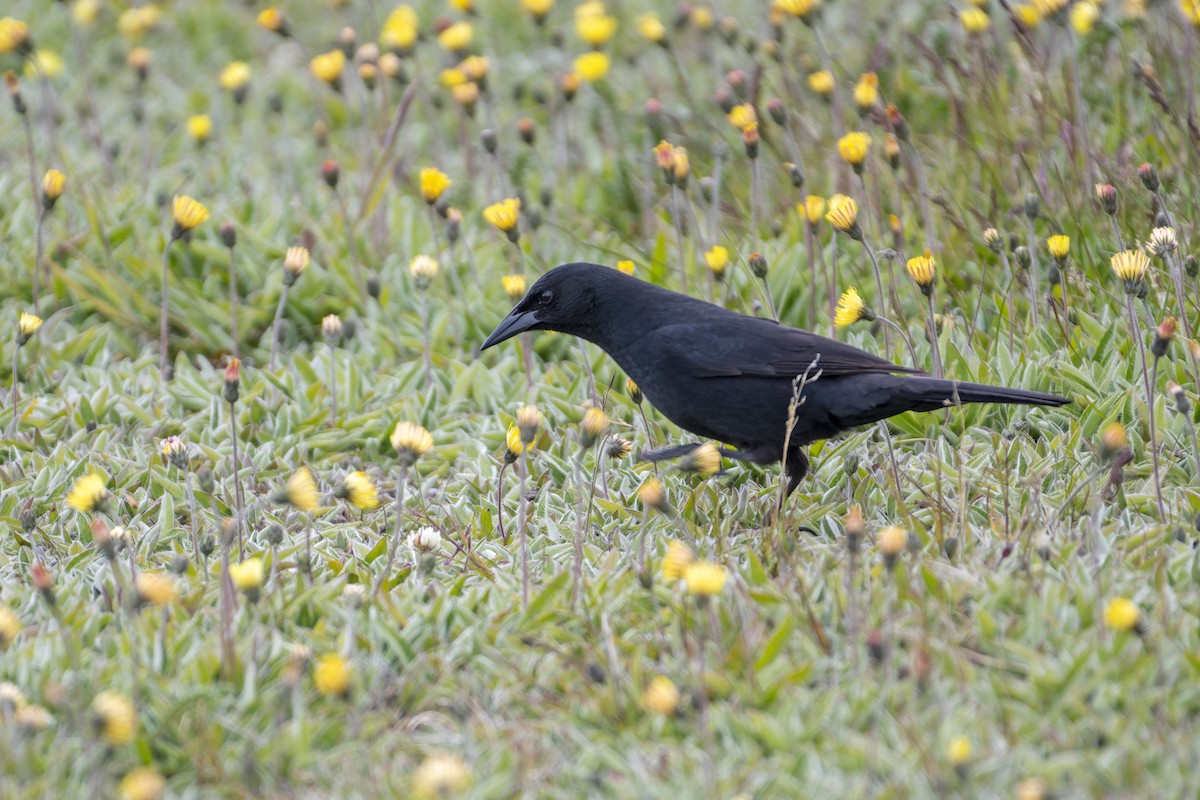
left=897, top=378, right=1069, bottom=413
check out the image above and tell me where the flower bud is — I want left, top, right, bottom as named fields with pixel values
left=1138, top=162, right=1159, bottom=192
left=1095, top=183, right=1117, bottom=215
left=223, top=358, right=241, bottom=404
left=749, top=251, right=768, bottom=279
left=219, top=222, right=237, bottom=248
left=321, top=159, right=339, bottom=189
left=1152, top=317, right=1176, bottom=358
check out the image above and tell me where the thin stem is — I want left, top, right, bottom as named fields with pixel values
left=859, top=238, right=892, bottom=358
left=335, top=188, right=366, bottom=302
left=1127, top=295, right=1167, bottom=523
left=185, top=471, right=200, bottom=565
left=33, top=208, right=46, bottom=311
left=571, top=450, right=586, bottom=605
left=327, top=343, right=338, bottom=426
left=1025, top=216, right=1040, bottom=329
left=925, top=292, right=944, bottom=378
left=419, top=290, right=433, bottom=384
left=1109, top=215, right=1125, bottom=251
left=269, top=284, right=290, bottom=371
left=877, top=315, right=920, bottom=369
left=670, top=185, right=688, bottom=293
left=8, top=344, right=21, bottom=438
left=229, top=400, right=244, bottom=559
left=159, top=238, right=175, bottom=382
left=377, top=464, right=408, bottom=596
left=750, top=157, right=761, bottom=253
left=518, top=453, right=530, bottom=609
left=998, top=248, right=1016, bottom=353
left=228, top=244, right=240, bottom=360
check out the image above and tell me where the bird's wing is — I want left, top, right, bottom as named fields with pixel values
left=655, top=319, right=924, bottom=379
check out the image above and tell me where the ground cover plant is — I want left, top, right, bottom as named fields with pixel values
left=2, top=0, right=1200, bottom=796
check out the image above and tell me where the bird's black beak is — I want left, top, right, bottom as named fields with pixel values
left=481, top=307, right=538, bottom=350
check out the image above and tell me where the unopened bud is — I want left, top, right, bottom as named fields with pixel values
left=1096, top=183, right=1118, bottom=215
left=1152, top=317, right=1176, bottom=358
left=480, top=128, right=497, bottom=154
left=321, top=159, right=339, bottom=188
left=1138, top=162, right=1159, bottom=192
left=517, top=117, right=535, bottom=145
left=1014, top=246, right=1031, bottom=270
left=1023, top=192, right=1040, bottom=219
left=749, top=252, right=768, bottom=278
left=767, top=98, right=785, bottom=125
left=784, top=162, right=804, bottom=189
left=223, top=358, right=241, bottom=404
left=219, top=222, right=237, bottom=248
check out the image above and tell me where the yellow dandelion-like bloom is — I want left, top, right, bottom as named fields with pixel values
left=960, top=7, right=990, bottom=32
left=281, top=467, right=319, bottom=512
left=310, top=50, right=346, bottom=85
left=314, top=653, right=352, bottom=696
left=284, top=246, right=310, bottom=278
left=728, top=103, right=758, bottom=132
left=24, top=51, right=64, bottom=80
left=483, top=198, right=521, bottom=236
left=515, top=405, right=542, bottom=444
left=834, top=287, right=871, bottom=326
left=637, top=13, right=666, bottom=43
left=504, top=425, right=528, bottom=457
left=573, top=51, right=610, bottom=82
left=1034, top=0, right=1071, bottom=17
left=1111, top=249, right=1149, bottom=288
left=42, top=169, right=66, bottom=206
left=218, top=61, right=250, bottom=91
left=502, top=274, right=527, bottom=301
left=947, top=737, right=972, bottom=766
left=1181, top=0, right=1200, bottom=25
left=808, top=69, right=834, bottom=96
left=117, top=5, right=160, bottom=39
left=409, top=254, right=439, bottom=284
left=615, top=260, right=635, bottom=275
left=800, top=195, right=826, bottom=225
left=775, top=0, right=820, bottom=19
left=437, top=21, right=473, bottom=52
left=460, top=55, right=488, bottom=82
left=413, top=753, right=472, bottom=799
left=684, top=561, right=727, bottom=597
left=826, top=196, right=860, bottom=237
left=1047, top=234, right=1070, bottom=261
left=18, top=311, right=43, bottom=344
left=0, top=605, right=22, bottom=649
left=1014, top=3, right=1043, bottom=26
left=118, top=768, right=165, bottom=800
left=837, top=131, right=872, bottom=168
left=1103, top=597, right=1140, bottom=632
left=451, top=81, right=479, bottom=106
left=67, top=473, right=108, bottom=514
left=580, top=406, right=609, bottom=447
left=257, top=7, right=287, bottom=34
left=878, top=525, right=908, bottom=565
left=134, top=572, right=177, bottom=607
left=74, top=0, right=102, bottom=27
left=1070, top=1, right=1099, bottom=33
left=642, top=676, right=681, bottom=715
left=229, top=557, right=265, bottom=592
left=576, top=7, right=618, bottom=47
left=680, top=442, right=721, bottom=475
left=380, top=5, right=418, bottom=50
left=186, top=114, right=212, bottom=143
left=172, top=195, right=209, bottom=235
left=92, top=691, right=136, bottom=746
left=661, top=539, right=694, bottom=580
left=524, top=0, right=555, bottom=20
left=341, top=471, right=380, bottom=510
left=704, top=246, right=729, bottom=277
left=391, top=421, right=434, bottom=465
left=638, top=477, right=667, bottom=511
left=905, top=250, right=937, bottom=293
left=853, top=72, right=879, bottom=109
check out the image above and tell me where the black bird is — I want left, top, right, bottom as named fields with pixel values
left=482, top=263, right=1069, bottom=495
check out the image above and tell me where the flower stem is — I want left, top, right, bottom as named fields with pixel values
left=8, top=344, right=20, bottom=438
left=228, top=243, right=240, bottom=360
left=926, top=292, right=943, bottom=378
left=159, top=239, right=175, bottom=382
left=377, top=464, right=408, bottom=596
left=269, top=284, right=290, bottom=371
left=859, top=238, right=892, bottom=358
left=518, top=453, right=531, bottom=609
left=327, top=342, right=338, bottom=426
left=33, top=208, right=46, bottom=311
left=1126, top=295, right=1167, bottom=523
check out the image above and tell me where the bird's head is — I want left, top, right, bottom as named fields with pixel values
left=482, top=262, right=621, bottom=349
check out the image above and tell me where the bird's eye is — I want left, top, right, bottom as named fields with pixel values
left=539, top=290, right=554, bottom=304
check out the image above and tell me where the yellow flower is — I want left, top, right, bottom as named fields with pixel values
left=341, top=471, right=380, bottom=510
left=118, top=768, right=165, bottom=800
left=580, top=407, right=609, bottom=447
left=825, top=196, right=860, bottom=237
left=310, top=50, right=346, bottom=85
left=684, top=561, right=727, bottom=597
left=681, top=443, right=721, bottom=475
left=671, top=147, right=690, bottom=183
left=24, top=51, right=64, bottom=80
left=834, top=287, right=871, bottom=326
left=460, top=55, right=488, bottom=82
left=219, top=61, right=250, bottom=91
left=391, top=421, right=434, bottom=465
left=451, top=81, right=479, bottom=107
left=947, top=736, right=972, bottom=766
left=1035, top=0, right=1071, bottom=17
left=1104, top=597, right=1140, bottom=632
left=905, top=250, right=937, bottom=293
left=502, top=274, right=527, bottom=301
left=576, top=8, right=618, bottom=46
left=1070, top=1, right=1100, bottom=33
left=438, top=21, right=473, bottom=52
left=284, top=246, right=310, bottom=277
left=1014, top=3, right=1043, bottom=27
left=808, top=69, right=834, bottom=96
left=877, top=525, right=908, bottom=566
left=504, top=425, right=528, bottom=457
left=516, top=405, right=542, bottom=444
left=380, top=6, right=418, bottom=50
left=800, top=195, right=826, bottom=225
left=186, top=114, right=212, bottom=143
left=450, top=0, right=474, bottom=11
left=638, top=477, right=667, bottom=511
left=1111, top=249, right=1149, bottom=288
left=837, top=131, right=872, bottom=168
left=728, top=103, right=758, bottom=132
left=18, top=311, right=43, bottom=343
left=483, top=198, right=521, bottom=237
left=314, top=653, right=352, bottom=696
left=257, top=7, right=288, bottom=34
left=524, top=0, right=555, bottom=19
left=281, top=467, right=319, bottom=512
left=413, top=753, right=472, bottom=799
left=229, top=557, right=265, bottom=593
left=117, top=5, right=161, bottom=39
left=704, top=246, right=729, bottom=278
left=410, top=254, right=439, bottom=285
left=0, top=605, right=22, bottom=649
left=574, top=51, right=610, bottom=81
left=73, top=0, right=102, bottom=28
left=92, top=691, right=136, bottom=746
left=1016, top=778, right=1048, bottom=800
left=960, top=7, right=990, bottom=32
left=67, top=473, right=108, bottom=514
left=171, top=195, right=209, bottom=234
left=1182, top=0, right=1200, bottom=25
left=134, top=572, right=177, bottom=607
left=616, top=260, right=635, bottom=275
left=661, top=539, right=694, bottom=580
left=1047, top=234, right=1070, bottom=261
left=637, top=13, right=667, bottom=43
left=40, top=170, right=66, bottom=210
left=642, top=676, right=681, bottom=715
left=853, top=72, right=879, bottom=109
left=774, top=0, right=820, bottom=19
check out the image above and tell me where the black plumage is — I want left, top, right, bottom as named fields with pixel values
left=482, top=263, right=1069, bottom=495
